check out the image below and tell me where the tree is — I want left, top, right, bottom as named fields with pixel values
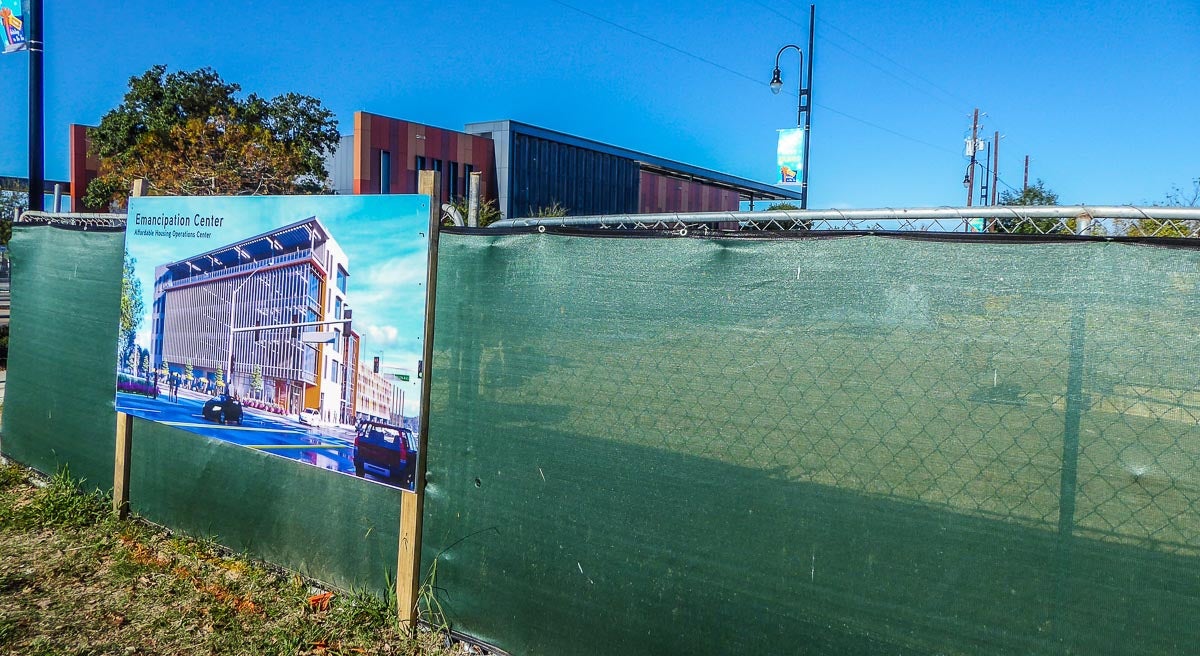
left=996, top=179, right=1065, bottom=234
left=746, top=201, right=808, bottom=230
left=1164, top=178, right=1200, bottom=208
left=215, top=366, right=225, bottom=392
left=250, top=365, right=264, bottom=398
left=0, top=189, right=26, bottom=245
left=84, top=65, right=340, bottom=209
left=137, top=347, right=151, bottom=378
left=1124, top=178, right=1199, bottom=237
left=119, top=254, right=145, bottom=369
left=184, top=361, right=194, bottom=384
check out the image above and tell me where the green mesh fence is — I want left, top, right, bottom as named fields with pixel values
left=1, top=223, right=400, bottom=596
left=1, top=224, right=124, bottom=488
left=424, top=231, right=1200, bottom=655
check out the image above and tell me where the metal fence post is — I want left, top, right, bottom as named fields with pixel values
left=1052, top=300, right=1087, bottom=649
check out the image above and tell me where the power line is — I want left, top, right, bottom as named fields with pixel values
left=546, top=0, right=763, bottom=90
left=813, top=16, right=975, bottom=110
left=548, top=0, right=959, bottom=156
left=749, top=1, right=968, bottom=116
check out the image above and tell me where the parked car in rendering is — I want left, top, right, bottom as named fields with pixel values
left=202, top=394, right=244, bottom=425
left=353, top=421, right=417, bottom=488
left=298, top=408, right=325, bottom=428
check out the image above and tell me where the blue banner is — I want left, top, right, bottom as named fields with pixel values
left=0, top=0, right=25, bottom=53
left=777, top=128, right=804, bottom=185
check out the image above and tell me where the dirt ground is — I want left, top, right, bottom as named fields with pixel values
left=0, top=459, right=457, bottom=656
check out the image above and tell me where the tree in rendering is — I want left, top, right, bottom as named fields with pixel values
left=119, top=254, right=145, bottom=370
left=250, top=365, right=264, bottom=399
left=83, top=65, right=341, bottom=209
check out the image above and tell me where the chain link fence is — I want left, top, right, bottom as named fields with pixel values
left=491, top=204, right=1200, bottom=237
left=427, top=227, right=1200, bottom=654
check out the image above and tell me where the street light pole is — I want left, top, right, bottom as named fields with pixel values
left=27, top=0, right=44, bottom=211
left=770, top=5, right=815, bottom=209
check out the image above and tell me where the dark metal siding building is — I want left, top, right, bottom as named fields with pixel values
left=465, top=120, right=801, bottom=220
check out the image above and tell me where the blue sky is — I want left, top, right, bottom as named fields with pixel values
left=0, top=0, right=1197, bottom=208
left=126, top=195, right=430, bottom=412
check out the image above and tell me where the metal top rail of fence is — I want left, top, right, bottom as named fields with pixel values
left=16, top=210, right=127, bottom=230
left=491, top=205, right=1200, bottom=237
left=16, top=207, right=1200, bottom=238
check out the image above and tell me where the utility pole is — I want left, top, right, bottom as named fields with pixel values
left=991, top=131, right=1000, bottom=205
left=979, top=140, right=991, bottom=207
left=966, top=108, right=979, bottom=207
left=1024, top=155, right=1030, bottom=191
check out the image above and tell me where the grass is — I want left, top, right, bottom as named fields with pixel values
left=0, top=459, right=458, bottom=656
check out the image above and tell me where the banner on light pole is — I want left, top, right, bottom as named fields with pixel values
left=777, top=128, right=804, bottom=185
left=0, top=0, right=26, bottom=53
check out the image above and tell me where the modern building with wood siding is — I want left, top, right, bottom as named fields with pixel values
left=69, top=112, right=800, bottom=218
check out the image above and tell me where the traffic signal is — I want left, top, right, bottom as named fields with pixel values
left=373, top=356, right=380, bottom=374
left=417, top=359, right=423, bottom=379
left=343, top=309, right=352, bottom=334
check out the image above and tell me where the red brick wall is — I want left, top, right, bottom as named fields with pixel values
left=69, top=124, right=101, bottom=211
left=351, top=112, right=496, bottom=205
left=638, top=170, right=739, bottom=213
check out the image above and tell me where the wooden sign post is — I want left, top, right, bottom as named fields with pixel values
left=397, top=170, right=441, bottom=629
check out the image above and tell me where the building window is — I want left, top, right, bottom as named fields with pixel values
left=307, top=272, right=320, bottom=306
left=463, top=164, right=475, bottom=198
left=333, top=328, right=341, bottom=353
left=448, top=161, right=459, bottom=200
left=431, top=159, right=443, bottom=201
left=415, top=156, right=427, bottom=190
left=336, top=265, right=348, bottom=293
left=380, top=150, right=391, bottom=194
left=335, top=297, right=342, bottom=320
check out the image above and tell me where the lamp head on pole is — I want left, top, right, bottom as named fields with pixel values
left=770, top=67, right=783, bottom=95
left=962, top=174, right=971, bottom=189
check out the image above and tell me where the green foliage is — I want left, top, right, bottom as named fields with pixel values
left=532, top=202, right=569, bottom=218
left=746, top=202, right=809, bottom=230
left=0, top=459, right=24, bottom=490
left=215, top=366, right=225, bottom=390
left=4, top=467, right=109, bottom=530
left=84, top=65, right=340, bottom=209
left=119, top=254, right=144, bottom=369
left=0, top=189, right=25, bottom=245
left=1122, top=178, right=1200, bottom=237
left=447, top=195, right=502, bottom=227
left=250, top=365, right=264, bottom=396
left=184, top=360, right=194, bottom=382
left=996, top=179, right=1066, bottom=234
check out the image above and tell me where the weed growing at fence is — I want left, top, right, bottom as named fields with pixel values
left=0, top=462, right=455, bottom=656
